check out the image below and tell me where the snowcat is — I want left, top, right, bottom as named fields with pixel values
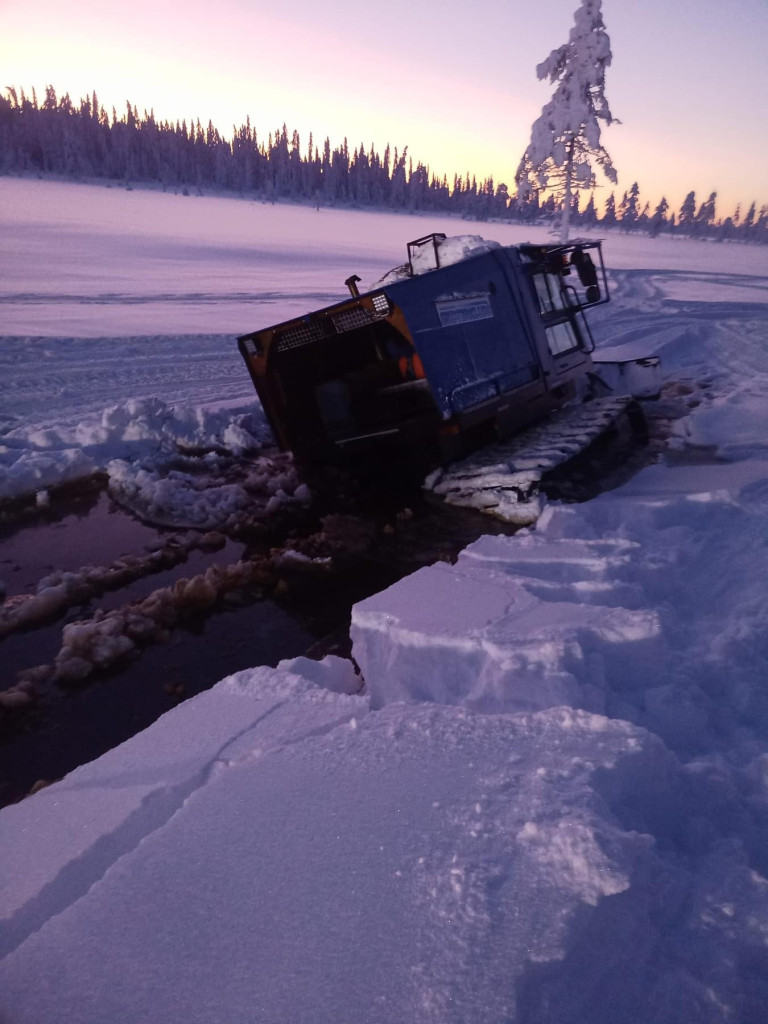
left=238, top=233, right=658, bottom=522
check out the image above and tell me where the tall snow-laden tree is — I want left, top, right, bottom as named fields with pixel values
left=516, top=0, right=618, bottom=241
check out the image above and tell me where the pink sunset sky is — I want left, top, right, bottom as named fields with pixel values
left=2, top=0, right=766, bottom=218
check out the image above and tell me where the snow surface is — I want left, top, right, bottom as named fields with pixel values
left=2, top=179, right=768, bottom=1022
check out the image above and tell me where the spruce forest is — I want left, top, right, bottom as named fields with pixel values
left=2, top=87, right=766, bottom=244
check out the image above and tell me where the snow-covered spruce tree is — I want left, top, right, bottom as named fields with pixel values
left=602, top=192, right=617, bottom=227
left=695, top=192, right=717, bottom=234
left=678, top=191, right=697, bottom=230
left=516, top=0, right=618, bottom=242
left=581, top=192, right=598, bottom=227
left=618, top=181, right=640, bottom=230
left=649, top=197, right=669, bottom=238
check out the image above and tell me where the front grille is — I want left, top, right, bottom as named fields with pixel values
left=275, top=321, right=324, bottom=351
left=276, top=297, right=390, bottom=352
left=331, top=307, right=377, bottom=333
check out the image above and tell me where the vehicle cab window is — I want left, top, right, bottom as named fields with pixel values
left=533, top=270, right=568, bottom=316
left=531, top=269, right=581, bottom=356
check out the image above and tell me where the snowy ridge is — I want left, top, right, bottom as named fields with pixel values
left=352, top=529, right=656, bottom=714
left=356, top=462, right=768, bottom=759
left=0, top=390, right=269, bottom=506
left=0, top=384, right=315, bottom=529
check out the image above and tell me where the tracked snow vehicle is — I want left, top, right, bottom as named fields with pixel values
left=238, top=233, right=658, bottom=521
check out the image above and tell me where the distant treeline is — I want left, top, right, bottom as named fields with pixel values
left=2, top=86, right=767, bottom=244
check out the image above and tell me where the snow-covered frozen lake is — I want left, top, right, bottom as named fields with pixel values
left=2, top=177, right=768, bottom=1023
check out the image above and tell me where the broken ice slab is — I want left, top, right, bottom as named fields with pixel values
left=350, top=533, right=659, bottom=714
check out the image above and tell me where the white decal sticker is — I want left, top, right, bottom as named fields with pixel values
left=435, top=295, right=494, bottom=327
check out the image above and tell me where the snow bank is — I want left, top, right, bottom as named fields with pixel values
left=105, top=450, right=308, bottom=528
left=0, top=659, right=682, bottom=1021
left=0, top=392, right=312, bottom=529
left=0, top=447, right=96, bottom=503
left=669, top=391, right=768, bottom=461
left=3, top=655, right=766, bottom=1022
left=0, top=396, right=268, bottom=508
left=106, top=459, right=251, bottom=529
left=344, top=459, right=768, bottom=1019
left=354, top=460, right=768, bottom=760
left=352, top=533, right=656, bottom=714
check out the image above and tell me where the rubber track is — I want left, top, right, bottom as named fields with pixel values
left=425, top=396, right=637, bottom=525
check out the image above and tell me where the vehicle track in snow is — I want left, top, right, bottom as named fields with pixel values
left=596, top=268, right=768, bottom=462
left=0, top=335, right=254, bottom=426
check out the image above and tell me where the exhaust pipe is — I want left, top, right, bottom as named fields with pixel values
left=345, top=274, right=361, bottom=298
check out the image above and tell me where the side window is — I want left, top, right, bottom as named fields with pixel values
left=546, top=321, right=578, bottom=356
left=533, top=272, right=567, bottom=316
left=532, top=271, right=580, bottom=355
